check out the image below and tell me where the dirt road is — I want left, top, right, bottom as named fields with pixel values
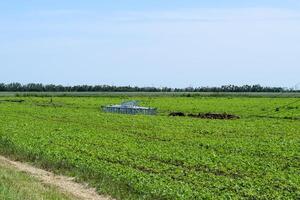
left=0, top=155, right=115, bottom=200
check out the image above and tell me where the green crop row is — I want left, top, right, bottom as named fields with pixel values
left=0, top=96, right=299, bottom=199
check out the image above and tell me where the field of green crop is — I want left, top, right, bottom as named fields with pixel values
left=0, top=96, right=299, bottom=199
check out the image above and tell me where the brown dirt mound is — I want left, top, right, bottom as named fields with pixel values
left=169, top=112, right=185, bottom=117
left=169, top=112, right=239, bottom=120
left=188, top=113, right=240, bottom=119
left=0, top=99, right=25, bottom=103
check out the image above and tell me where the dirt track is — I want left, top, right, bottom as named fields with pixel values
left=0, top=155, right=114, bottom=200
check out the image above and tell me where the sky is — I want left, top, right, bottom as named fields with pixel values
left=1, top=1, right=300, bottom=88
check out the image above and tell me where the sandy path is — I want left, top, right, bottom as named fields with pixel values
left=0, top=155, right=115, bottom=200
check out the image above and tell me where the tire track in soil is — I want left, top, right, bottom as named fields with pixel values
left=0, top=155, right=115, bottom=200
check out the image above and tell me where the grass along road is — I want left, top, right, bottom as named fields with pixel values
left=0, top=155, right=113, bottom=200
left=0, top=156, right=73, bottom=200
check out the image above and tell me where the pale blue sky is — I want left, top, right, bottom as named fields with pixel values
left=1, top=1, right=300, bottom=87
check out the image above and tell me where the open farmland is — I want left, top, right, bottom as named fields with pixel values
left=0, top=96, right=299, bottom=199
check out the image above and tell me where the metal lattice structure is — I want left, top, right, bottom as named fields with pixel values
left=102, top=101, right=157, bottom=115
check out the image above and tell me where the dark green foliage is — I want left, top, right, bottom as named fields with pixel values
left=0, top=83, right=294, bottom=92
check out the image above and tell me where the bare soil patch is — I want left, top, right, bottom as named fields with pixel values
left=0, top=99, right=25, bottom=103
left=188, top=113, right=240, bottom=119
left=169, top=112, right=185, bottom=117
left=169, top=112, right=240, bottom=120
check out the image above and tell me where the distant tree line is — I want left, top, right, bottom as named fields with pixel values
left=0, top=83, right=296, bottom=93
